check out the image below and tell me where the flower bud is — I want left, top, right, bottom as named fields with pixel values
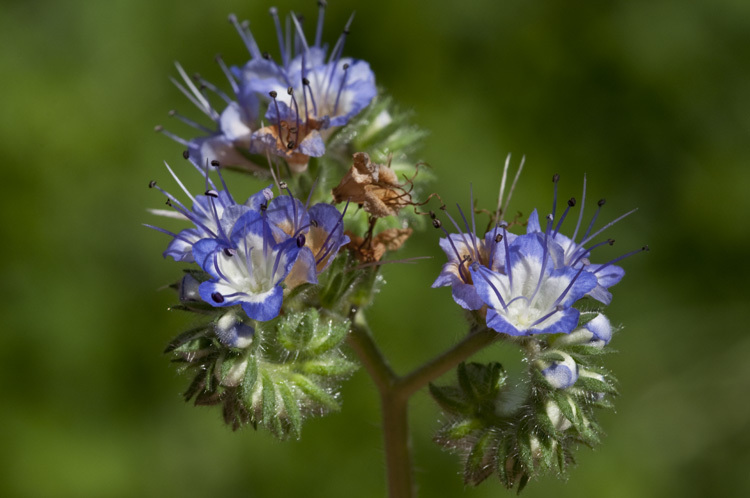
left=537, top=351, right=578, bottom=389
left=544, top=399, right=575, bottom=431
left=215, top=312, right=254, bottom=348
left=552, top=313, right=612, bottom=349
left=179, top=273, right=202, bottom=302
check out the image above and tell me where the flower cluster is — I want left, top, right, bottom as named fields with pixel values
left=430, top=171, right=645, bottom=489
left=147, top=161, right=349, bottom=324
left=433, top=174, right=643, bottom=338
left=157, top=3, right=376, bottom=172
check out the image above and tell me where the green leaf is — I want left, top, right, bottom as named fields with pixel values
left=278, top=382, right=302, bottom=439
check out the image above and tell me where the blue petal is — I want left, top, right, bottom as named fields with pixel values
left=241, top=285, right=284, bottom=321
left=451, top=282, right=484, bottom=310
left=192, top=238, right=223, bottom=272
left=526, top=209, right=541, bottom=233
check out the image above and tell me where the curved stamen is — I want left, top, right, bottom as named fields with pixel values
left=528, top=305, right=564, bottom=331
left=142, top=224, right=195, bottom=244
left=571, top=174, right=587, bottom=243
left=333, top=63, right=349, bottom=116
left=456, top=203, right=481, bottom=263
left=569, top=238, right=614, bottom=267
left=269, top=7, right=288, bottom=67
left=529, top=218, right=553, bottom=305
left=288, top=87, right=301, bottom=149
left=552, top=266, right=587, bottom=308
left=471, top=263, right=508, bottom=312
left=155, top=125, right=189, bottom=146
left=551, top=173, right=560, bottom=222
left=228, top=14, right=261, bottom=59
left=168, top=110, right=214, bottom=133
left=215, top=55, right=239, bottom=94
left=593, top=246, right=649, bottom=275
left=581, top=198, right=606, bottom=245
left=579, top=208, right=638, bottom=247
left=314, top=0, right=327, bottom=48
left=553, top=197, right=576, bottom=237
left=315, top=200, right=349, bottom=266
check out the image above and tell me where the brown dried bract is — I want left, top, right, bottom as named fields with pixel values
left=347, top=227, right=413, bottom=263
left=332, top=152, right=415, bottom=218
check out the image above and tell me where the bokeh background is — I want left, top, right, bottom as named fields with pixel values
left=3, top=0, right=750, bottom=496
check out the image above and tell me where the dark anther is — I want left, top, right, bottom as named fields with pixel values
left=148, top=180, right=157, bottom=188
left=296, top=234, right=306, bottom=247
left=287, top=141, right=296, bottom=149
left=279, top=181, right=288, bottom=189
left=302, top=77, right=310, bottom=86
left=211, top=292, right=225, bottom=303
left=598, top=198, right=606, bottom=207
left=154, top=125, right=163, bottom=132
left=260, top=203, right=267, bottom=212
left=343, top=63, right=350, bottom=70
left=552, top=173, right=560, bottom=183
left=318, top=0, right=327, bottom=7
left=343, top=28, right=350, bottom=35
left=642, top=245, right=650, bottom=251
left=223, top=247, right=236, bottom=257
left=495, top=234, right=503, bottom=243
left=432, top=219, right=442, bottom=229
left=210, top=160, right=220, bottom=167
left=168, top=109, right=176, bottom=116
left=429, top=210, right=436, bottom=219
left=568, top=197, right=576, bottom=207
left=289, top=127, right=298, bottom=134
left=439, top=205, right=447, bottom=210
left=287, top=86, right=294, bottom=95
left=262, top=52, right=271, bottom=60
left=205, top=189, right=219, bottom=198
left=269, top=90, right=278, bottom=98
left=182, top=150, right=190, bottom=160
left=608, top=239, right=615, bottom=246
left=310, top=219, right=319, bottom=227
left=165, top=199, right=172, bottom=207
left=192, top=72, right=201, bottom=80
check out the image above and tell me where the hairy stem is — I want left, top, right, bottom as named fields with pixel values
left=348, top=311, right=499, bottom=498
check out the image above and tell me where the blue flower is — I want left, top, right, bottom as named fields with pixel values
left=194, top=209, right=302, bottom=321
left=157, top=60, right=265, bottom=172
left=145, top=161, right=274, bottom=263
left=469, top=233, right=598, bottom=336
left=232, top=5, right=376, bottom=167
left=432, top=226, right=519, bottom=310
left=526, top=175, right=639, bottom=305
left=263, top=191, right=350, bottom=289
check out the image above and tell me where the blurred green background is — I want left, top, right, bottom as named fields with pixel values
left=3, top=0, right=749, bottom=496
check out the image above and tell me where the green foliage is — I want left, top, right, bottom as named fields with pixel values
left=430, top=335, right=620, bottom=492
left=167, top=303, right=357, bottom=439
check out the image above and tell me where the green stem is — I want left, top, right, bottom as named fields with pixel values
left=347, top=312, right=499, bottom=498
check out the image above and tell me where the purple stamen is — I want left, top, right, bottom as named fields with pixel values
left=314, top=0, right=327, bottom=47
left=290, top=13, right=310, bottom=53
left=288, top=87, right=301, bottom=149
left=305, top=177, right=320, bottom=209
left=269, top=91, right=284, bottom=147
left=215, top=55, right=239, bottom=94
left=553, top=197, right=576, bottom=237
left=581, top=198, right=606, bottom=244
left=269, top=7, right=288, bottom=67
left=168, top=110, right=214, bottom=133
left=529, top=225, right=552, bottom=304
left=528, top=305, right=564, bottom=330
left=315, top=200, right=349, bottom=266
left=455, top=204, right=481, bottom=263
left=228, top=14, right=261, bottom=59
left=571, top=174, right=587, bottom=243
left=193, top=76, right=233, bottom=106
left=593, top=246, right=649, bottom=275
left=333, top=63, right=349, bottom=116
left=552, top=266, right=587, bottom=308
left=472, top=263, right=508, bottom=312
left=579, top=208, right=638, bottom=247
left=503, top=224, right=513, bottom=290
left=551, top=173, right=560, bottom=222
left=437, top=224, right=470, bottom=283
left=155, top=126, right=188, bottom=146
left=569, top=238, right=614, bottom=267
